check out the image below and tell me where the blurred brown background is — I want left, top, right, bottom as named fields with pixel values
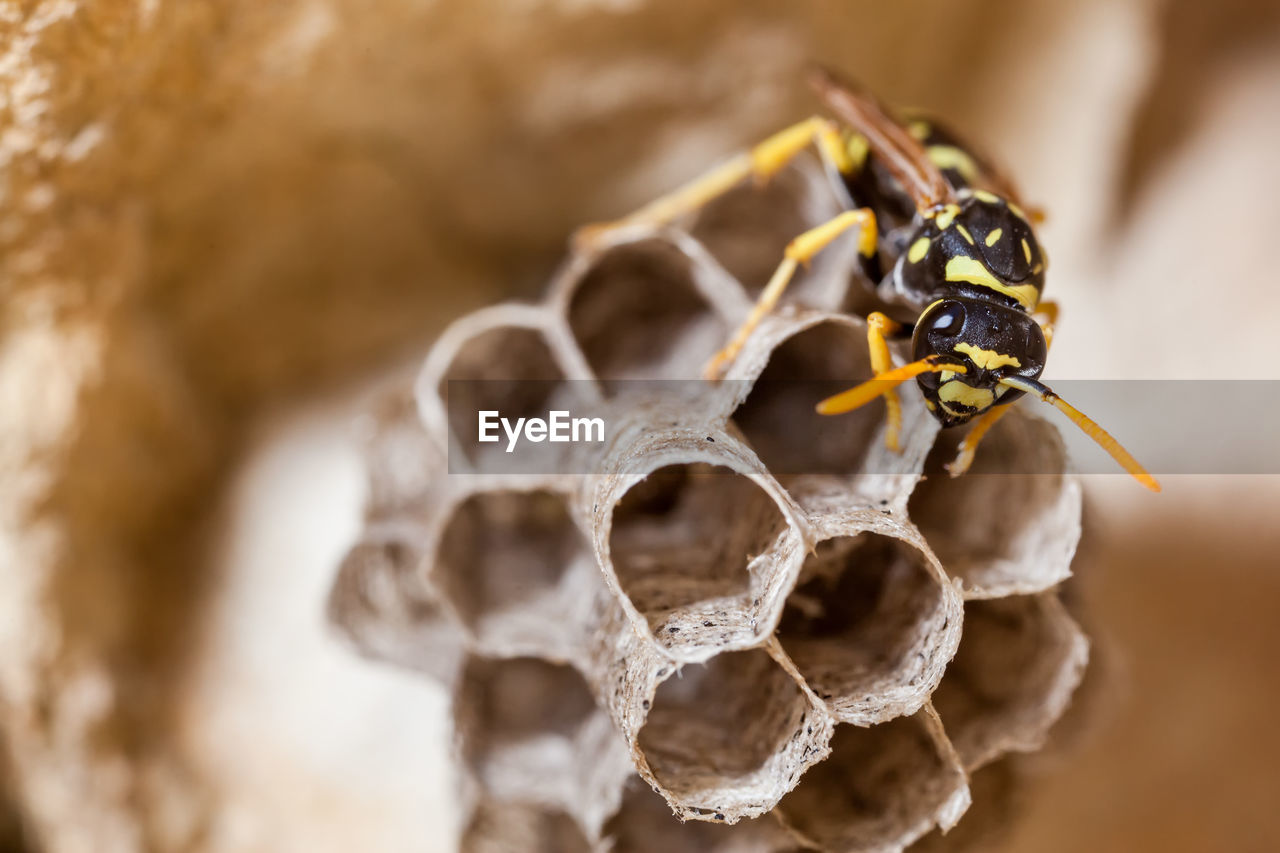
left=1, top=0, right=1279, bottom=850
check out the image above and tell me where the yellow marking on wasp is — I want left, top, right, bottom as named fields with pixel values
left=933, top=204, right=961, bottom=230
left=985, top=228, right=1003, bottom=247
left=924, top=399, right=937, bottom=412
left=908, top=237, right=931, bottom=263
left=945, top=256, right=1040, bottom=310
left=1021, top=238, right=1032, bottom=264
left=973, top=189, right=1002, bottom=205
left=908, top=120, right=931, bottom=141
left=940, top=370, right=957, bottom=382
left=1008, top=201, right=1030, bottom=221
left=939, top=380, right=995, bottom=410
left=954, top=341, right=1021, bottom=370
left=1033, top=263, right=1044, bottom=275
left=956, top=224, right=975, bottom=245
left=927, top=145, right=980, bottom=184
left=846, top=133, right=870, bottom=172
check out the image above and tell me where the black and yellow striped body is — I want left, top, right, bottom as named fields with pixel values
left=581, top=66, right=1159, bottom=490
left=835, top=120, right=1051, bottom=427
left=893, top=189, right=1045, bottom=314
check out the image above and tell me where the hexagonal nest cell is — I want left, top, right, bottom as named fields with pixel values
left=461, top=801, right=593, bottom=853
left=565, top=237, right=732, bottom=386
left=777, top=533, right=959, bottom=724
left=909, top=758, right=1024, bottom=853
left=359, top=386, right=444, bottom=515
left=724, top=313, right=938, bottom=500
left=605, top=780, right=799, bottom=853
left=689, top=160, right=851, bottom=310
left=456, top=657, right=601, bottom=802
left=930, top=594, right=1088, bottom=770
left=327, top=525, right=464, bottom=681
left=910, top=409, right=1081, bottom=597
left=436, top=489, right=599, bottom=658
left=329, top=153, right=1092, bottom=851
left=608, top=463, right=791, bottom=654
left=637, top=648, right=827, bottom=820
left=434, top=321, right=582, bottom=468
left=731, top=319, right=883, bottom=477
left=775, top=711, right=968, bottom=852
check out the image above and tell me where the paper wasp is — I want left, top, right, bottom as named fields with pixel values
left=577, top=66, right=1158, bottom=491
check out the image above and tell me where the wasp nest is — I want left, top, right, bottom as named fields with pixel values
left=328, top=155, right=1088, bottom=852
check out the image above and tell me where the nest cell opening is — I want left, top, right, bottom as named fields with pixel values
left=328, top=534, right=442, bottom=649
left=362, top=388, right=442, bottom=513
left=909, top=410, right=1076, bottom=595
left=909, top=758, right=1020, bottom=853
left=566, top=239, right=727, bottom=385
left=608, top=463, right=788, bottom=649
left=604, top=780, right=795, bottom=853
left=777, top=534, right=948, bottom=722
left=457, top=657, right=598, bottom=790
left=689, top=160, right=848, bottom=309
left=438, top=325, right=577, bottom=467
left=462, top=801, right=592, bottom=853
left=930, top=596, right=1085, bottom=769
left=731, top=320, right=884, bottom=477
left=777, top=713, right=965, bottom=852
left=637, top=649, right=815, bottom=809
left=437, top=490, right=591, bottom=653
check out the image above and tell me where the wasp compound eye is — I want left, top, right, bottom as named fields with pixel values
left=928, top=302, right=965, bottom=335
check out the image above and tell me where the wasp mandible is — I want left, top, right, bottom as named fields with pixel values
left=577, top=66, right=1158, bottom=492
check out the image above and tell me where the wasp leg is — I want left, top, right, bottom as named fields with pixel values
left=703, top=208, right=879, bottom=379
left=574, top=117, right=852, bottom=249
left=1034, top=299, right=1059, bottom=350
left=946, top=300, right=1060, bottom=476
left=945, top=405, right=1010, bottom=477
left=865, top=311, right=911, bottom=452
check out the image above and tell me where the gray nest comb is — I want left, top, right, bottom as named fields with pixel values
left=327, top=155, right=1089, bottom=852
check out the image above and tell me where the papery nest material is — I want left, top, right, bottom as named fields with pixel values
left=328, top=157, right=1088, bottom=851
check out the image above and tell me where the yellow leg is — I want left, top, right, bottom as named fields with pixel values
left=946, top=301, right=1059, bottom=476
left=945, top=405, right=1010, bottom=477
left=816, top=358, right=965, bottom=415
left=866, top=312, right=906, bottom=452
left=1034, top=299, right=1059, bottom=350
left=703, top=208, right=879, bottom=379
left=574, top=116, right=851, bottom=249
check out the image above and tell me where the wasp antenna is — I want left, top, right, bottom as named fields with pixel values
left=817, top=358, right=965, bottom=416
left=998, top=375, right=1161, bottom=492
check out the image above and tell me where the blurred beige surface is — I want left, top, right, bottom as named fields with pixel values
left=995, top=480, right=1280, bottom=853
left=1, top=0, right=1279, bottom=850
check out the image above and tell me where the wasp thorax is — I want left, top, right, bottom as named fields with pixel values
left=912, top=299, right=1047, bottom=425
left=895, top=191, right=1046, bottom=318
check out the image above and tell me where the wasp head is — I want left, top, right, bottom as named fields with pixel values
left=912, top=299, right=1047, bottom=427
